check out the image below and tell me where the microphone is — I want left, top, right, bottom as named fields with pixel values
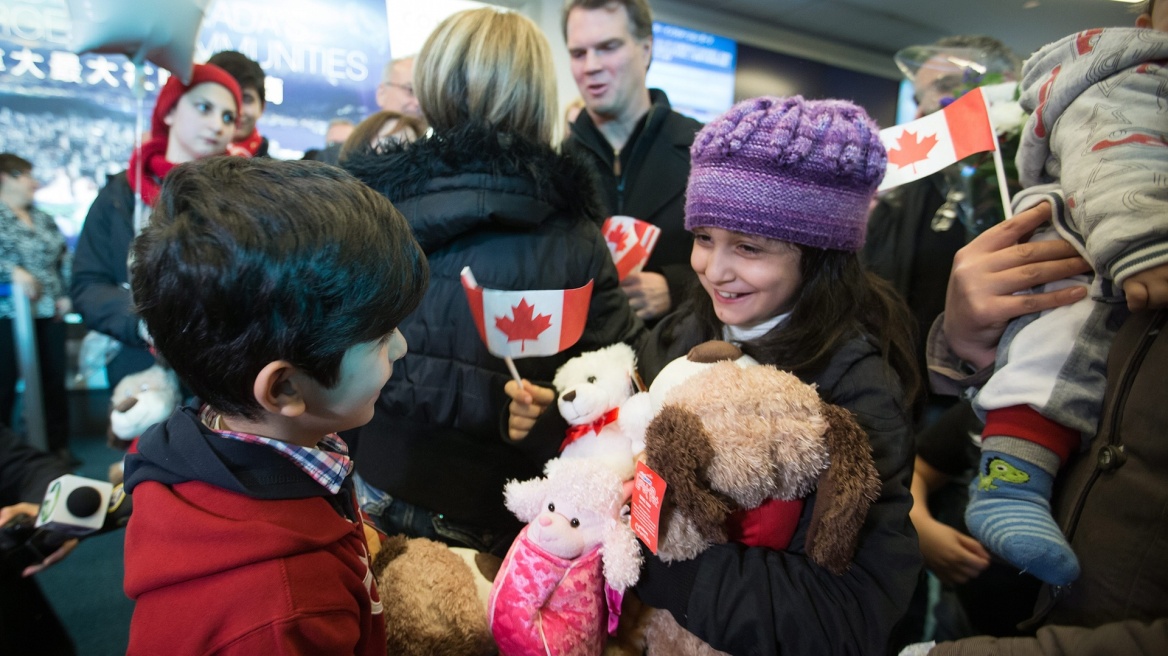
left=1, top=474, right=133, bottom=573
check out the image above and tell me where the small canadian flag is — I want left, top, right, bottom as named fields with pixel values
left=602, top=216, right=661, bottom=281
left=460, top=267, right=593, bottom=359
left=877, top=86, right=998, bottom=192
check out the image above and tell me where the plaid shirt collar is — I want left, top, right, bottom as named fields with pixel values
left=199, top=405, right=353, bottom=494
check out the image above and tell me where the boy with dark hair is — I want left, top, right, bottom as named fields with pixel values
left=121, top=157, right=428, bottom=654
left=208, top=50, right=270, bottom=157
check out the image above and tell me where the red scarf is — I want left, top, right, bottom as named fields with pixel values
left=126, top=139, right=176, bottom=207
left=560, top=408, right=620, bottom=452
left=227, top=128, right=264, bottom=157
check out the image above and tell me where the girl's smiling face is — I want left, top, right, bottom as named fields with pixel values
left=164, top=82, right=238, bottom=163
left=690, top=226, right=803, bottom=330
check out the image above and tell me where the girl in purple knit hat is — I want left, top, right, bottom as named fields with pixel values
left=509, top=95, right=921, bottom=654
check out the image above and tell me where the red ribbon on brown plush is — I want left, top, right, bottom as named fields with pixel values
left=560, top=408, right=620, bottom=452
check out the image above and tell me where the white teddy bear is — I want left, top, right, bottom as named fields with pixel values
left=552, top=343, right=645, bottom=479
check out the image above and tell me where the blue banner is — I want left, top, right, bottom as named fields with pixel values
left=646, top=21, right=737, bottom=124
left=0, top=0, right=389, bottom=240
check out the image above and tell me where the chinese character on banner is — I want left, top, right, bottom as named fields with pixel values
left=122, top=62, right=158, bottom=92
left=602, top=216, right=661, bottom=281
left=85, top=56, right=120, bottom=87
left=49, top=52, right=83, bottom=84
left=12, top=48, right=47, bottom=79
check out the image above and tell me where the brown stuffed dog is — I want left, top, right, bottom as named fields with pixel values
left=371, top=536, right=501, bottom=656
left=639, top=341, right=881, bottom=656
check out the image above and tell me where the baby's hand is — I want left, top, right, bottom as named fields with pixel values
left=1123, top=262, right=1168, bottom=311
left=504, top=379, right=555, bottom=441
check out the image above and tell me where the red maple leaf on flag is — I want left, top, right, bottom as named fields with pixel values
left=495, top=298, right=553, bottom=352
left=605, top=222, right=631, bottom=252
left=887, top=130, right=939, bottom=173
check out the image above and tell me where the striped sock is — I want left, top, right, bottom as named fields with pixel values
left=965, top=449, right=1080, bottom=586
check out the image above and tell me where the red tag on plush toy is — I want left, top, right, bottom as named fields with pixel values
left=630, top=461, right=667, bottom=554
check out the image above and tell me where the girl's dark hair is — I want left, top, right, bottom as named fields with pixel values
left=679, top=245, right=921, bottom=409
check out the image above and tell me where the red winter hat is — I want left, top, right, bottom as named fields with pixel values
left=150, top=63, right=243, bottom=141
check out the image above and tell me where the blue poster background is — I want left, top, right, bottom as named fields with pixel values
left=647, top=21, right=737, bottom=124
left=0, top=0, right=390, bottom=240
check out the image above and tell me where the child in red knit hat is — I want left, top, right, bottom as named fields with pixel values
left=71, top=63, right=242, bottom=388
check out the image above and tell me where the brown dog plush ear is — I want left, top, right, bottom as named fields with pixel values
left=645, top=405, right=730, bottom=545
left=686, top=340, right=743, bottom=363
left=805, top=403, right=881, bottom=575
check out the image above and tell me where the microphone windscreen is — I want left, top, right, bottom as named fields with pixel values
left=66, top=487, right=104, bottom=519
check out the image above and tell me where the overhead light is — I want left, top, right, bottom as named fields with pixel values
left=945, top=56, right=987, bottom=74
left=1108, top=0, right=1144, bottom=4
left=1023, top=0, right=1040, bottom=7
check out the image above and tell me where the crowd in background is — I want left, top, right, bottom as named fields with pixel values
left=1, top=0, right=1166, bottom=654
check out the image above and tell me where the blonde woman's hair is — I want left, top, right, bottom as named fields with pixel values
left=416, top=7, right=557, bottom=144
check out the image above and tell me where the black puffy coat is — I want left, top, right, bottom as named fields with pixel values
left=342, top=127, right=643, bottom=530
left=70, top=172, right=155, bottom=387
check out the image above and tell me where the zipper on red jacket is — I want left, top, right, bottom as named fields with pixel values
left=1020, top=309, right=1166, bottom=630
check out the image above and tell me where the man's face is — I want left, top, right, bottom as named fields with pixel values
left=376, top=59, right=421, bottom=117
left=234, top=86, right=264, bottom=141
left=912, top=55, right=968, bottom=118
left=566, top=5, right=652, bottom=122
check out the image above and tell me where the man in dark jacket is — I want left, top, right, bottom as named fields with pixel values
left=562, top=0, right=702, bottom=323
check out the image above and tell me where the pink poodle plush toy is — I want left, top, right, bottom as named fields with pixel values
left=488, top=457, right=642, bottom=656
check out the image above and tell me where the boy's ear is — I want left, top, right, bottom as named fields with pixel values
left=1136, top=13, right=1152, bottom=28
left=253, top=360, right=306, bottom=418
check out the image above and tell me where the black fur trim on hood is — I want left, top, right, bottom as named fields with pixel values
left=342, top=123, right=607, bottom=227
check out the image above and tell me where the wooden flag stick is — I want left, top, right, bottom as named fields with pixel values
left=982, top=89, right=1014, bottom=221
left=504, top=356, right=523, bottom=387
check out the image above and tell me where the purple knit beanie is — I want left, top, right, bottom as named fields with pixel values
left=685, top=96, right=887, bottom=252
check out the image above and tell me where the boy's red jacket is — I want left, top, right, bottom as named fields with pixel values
left=122, top=406, right=386, bottom=655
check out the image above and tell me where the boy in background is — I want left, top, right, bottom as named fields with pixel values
left=208, top=50, right=270, bottom=157
left=121, top=157, right=428, bottom=654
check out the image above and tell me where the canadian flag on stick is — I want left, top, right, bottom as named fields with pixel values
left=602, top=216, right=661, bottom=281
left=877, top=87, right=999, bottom=192
left=460, top=267, right=593, bottom=362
